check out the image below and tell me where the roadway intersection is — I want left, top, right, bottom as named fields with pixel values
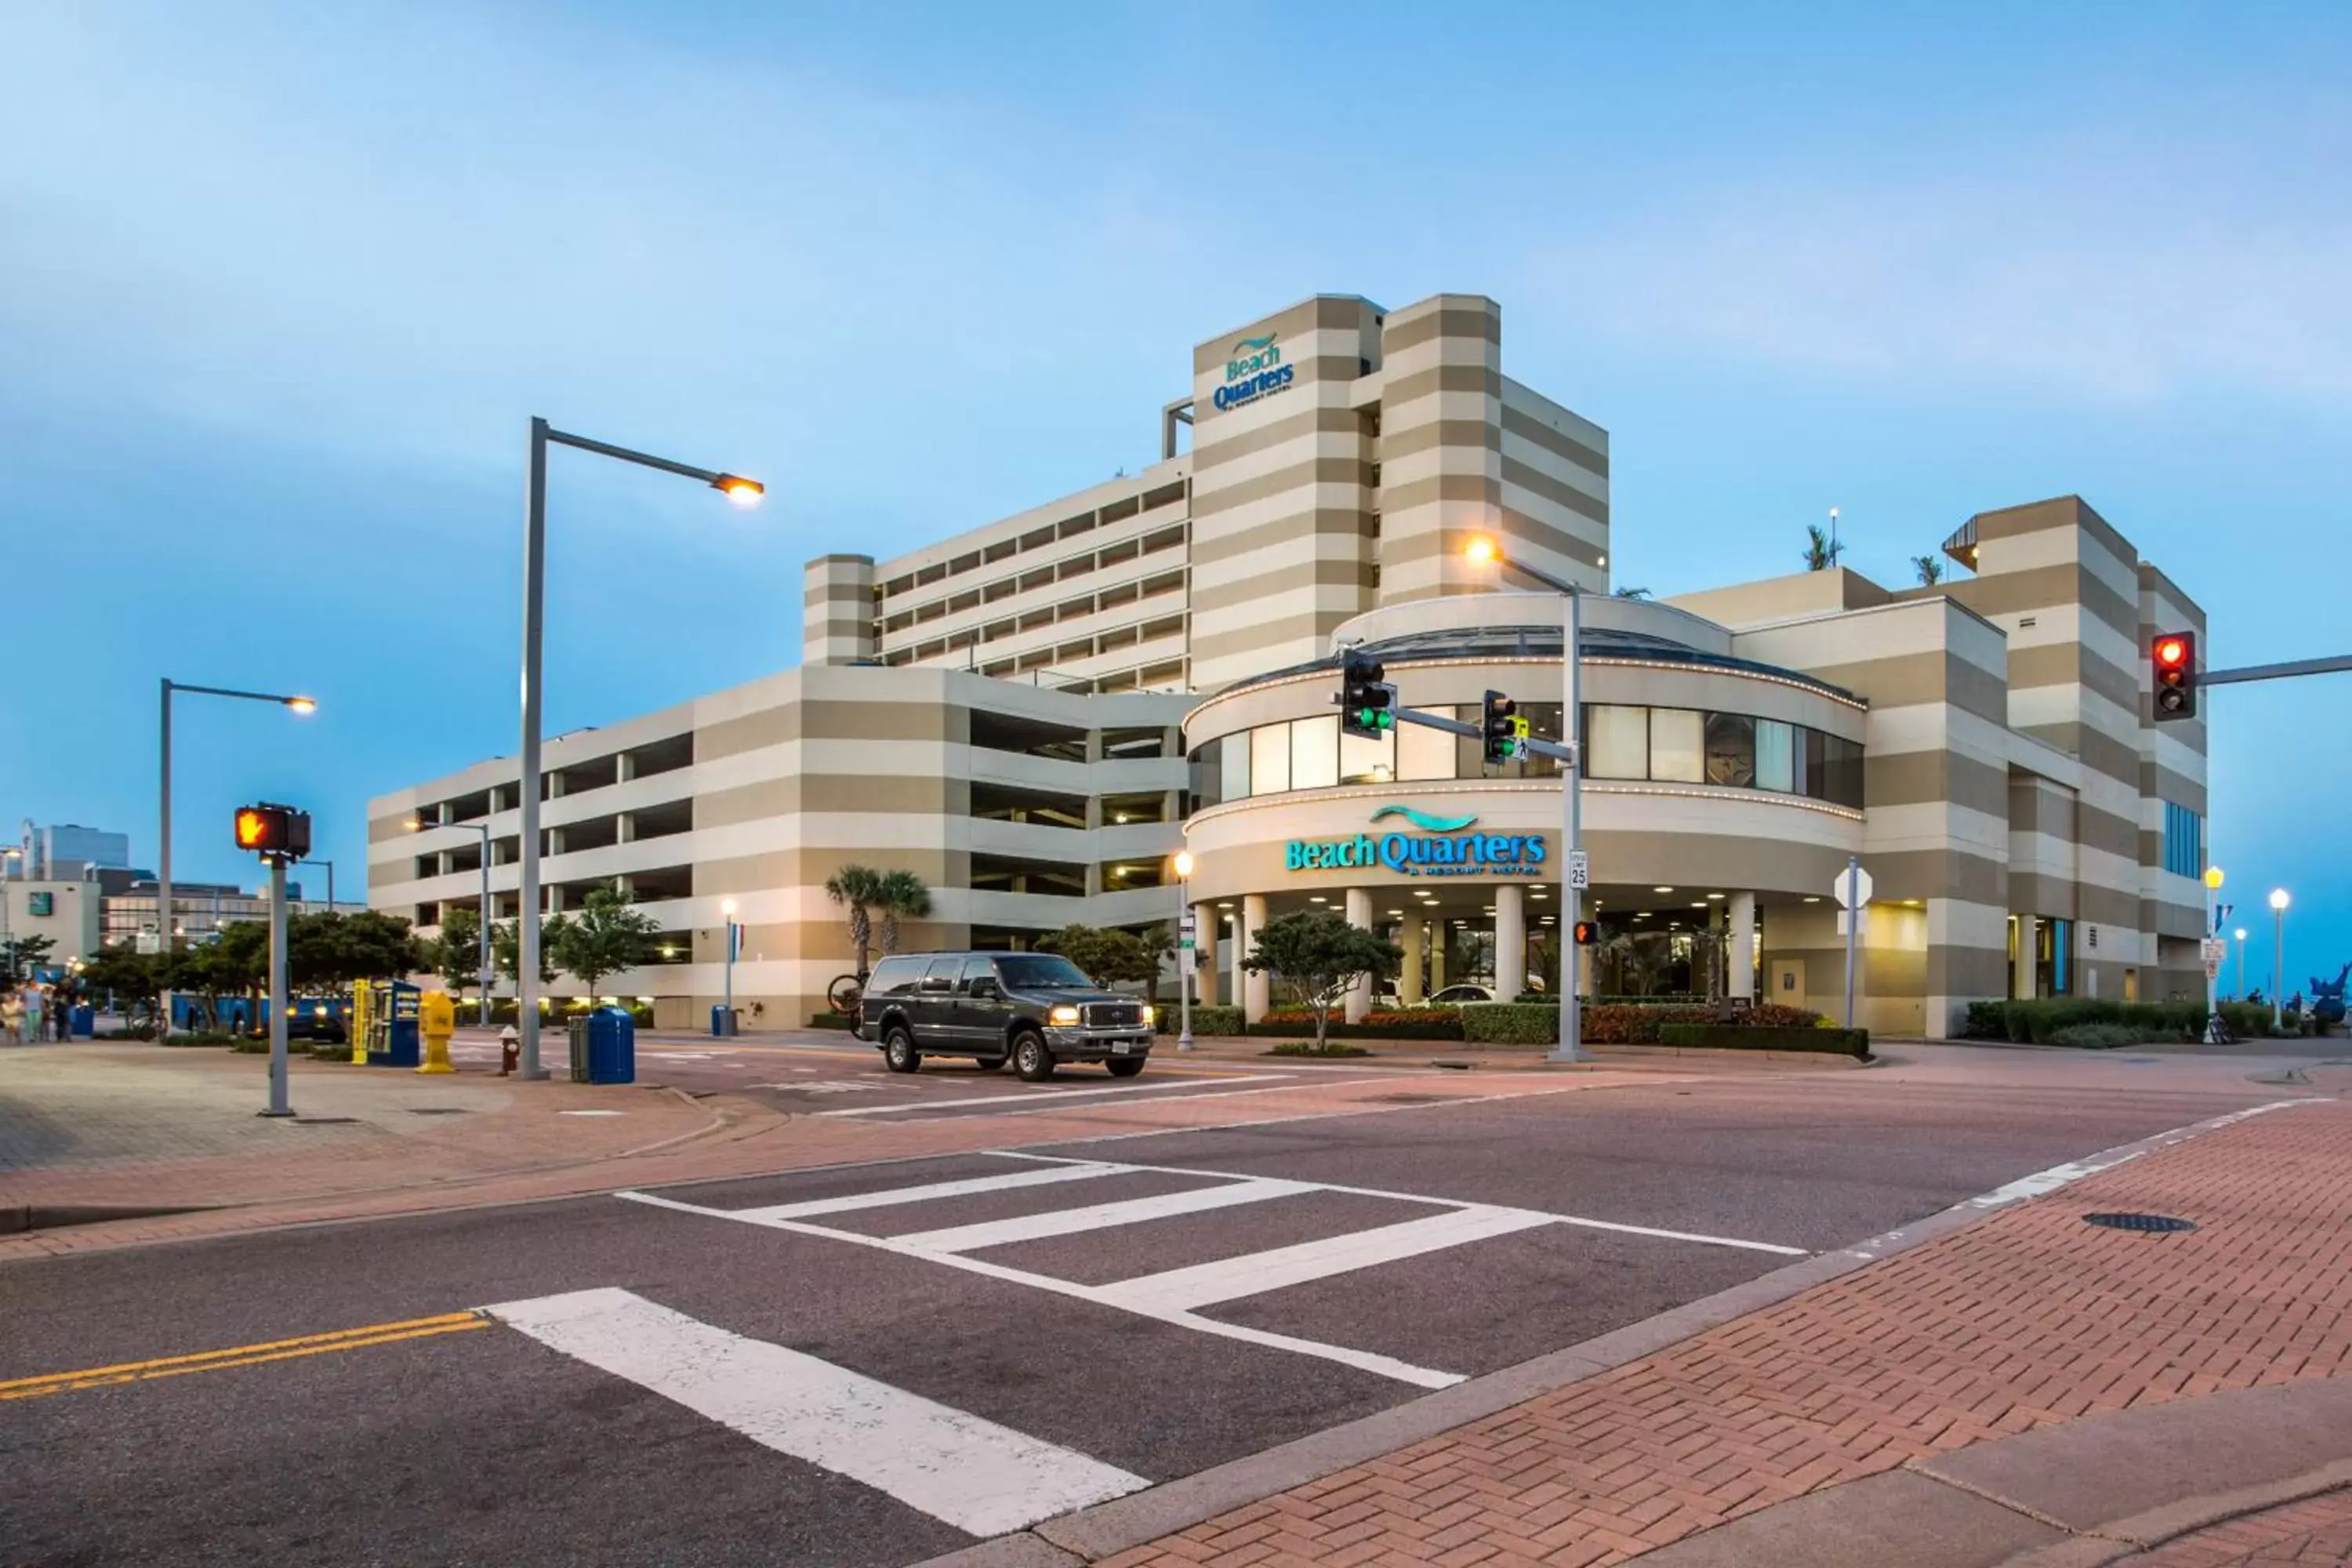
left=0, top=1047, right=2313, bottom=1567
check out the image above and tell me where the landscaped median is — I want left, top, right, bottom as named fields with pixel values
left=1962, top=996, right=2337, bottom=1047
left=1158, top=999, right=1869, bottom=1057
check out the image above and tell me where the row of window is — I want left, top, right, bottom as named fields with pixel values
left=1189, top=706, right=1865, bottom=809
left=883, top=566, right=1185, bottom=641
left=2161, top=800, right=2205, bottom=879
left=878, top=498, right=1189, bottom=617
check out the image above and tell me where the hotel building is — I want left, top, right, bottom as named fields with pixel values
left=370, top=293, right=2209, bottom=1036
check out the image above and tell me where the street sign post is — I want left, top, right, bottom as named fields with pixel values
left=1835, top=859, right=1870, bottom=1029
left=1566, top=850, right=1589, bottom=891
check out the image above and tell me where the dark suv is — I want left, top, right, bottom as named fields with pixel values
left=856, top=952, right=1154, bottom=1081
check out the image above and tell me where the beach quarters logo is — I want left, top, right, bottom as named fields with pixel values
left=1285, top=805, right=1548, bottom=878
left=1213, top=331, right=1296, bottom=412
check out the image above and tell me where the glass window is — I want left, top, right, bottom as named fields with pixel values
left=996, top=954, right=1094, bottom=989
left=1755, top=720, right=1794, bottom=793
left=866, top=956, right=924, bottom=996
left=1188, top=739, right=1223, bottom=810
left=957, top=957, right=996, bottom=993
left=1248, top=723, right=1291, bottom=795
left=1221, top=733, right=1250, bottom=801
left=1587, top=705, right=1648, bottom=779
left=1791, top=725, right=1814, bottom=797
left=1340, top=724, right=1396, bottom=784
left=1516, top=703, right=1563, bottom=779
left=1820, top=733, right=1864, bottom=808
left=1397, top=718, right=1454, bottom=781
left=1650, top=708, right=1704, bottom=782
left=920, top=956, right=962, bottom=991
left=1704, top=713, right=1756, bottom=788
left=1290, top=714, right=1340, bottom=791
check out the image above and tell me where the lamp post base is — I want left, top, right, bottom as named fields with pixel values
left=257, top=1109, right=295, bottom=1120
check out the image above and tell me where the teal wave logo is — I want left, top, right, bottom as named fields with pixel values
left=1368, top=804, right=1477, bottom=832
left=1233, top=332, right=1276, bottom=353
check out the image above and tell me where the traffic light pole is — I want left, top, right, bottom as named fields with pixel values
left=264, top=854, right=292, bottom=1119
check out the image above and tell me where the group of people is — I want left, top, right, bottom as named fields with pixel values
left=0, top=982, right=82, bottom=1044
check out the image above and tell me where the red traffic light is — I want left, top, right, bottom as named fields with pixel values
left=2154, top=637, right=2187, bottom=670
left=2151, top=630, right=2198, bottom=722
left=1573, top=920, right=1599, bottom=946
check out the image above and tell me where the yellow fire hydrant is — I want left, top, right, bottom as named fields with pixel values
left=417, top=990, right=456, bottom=1075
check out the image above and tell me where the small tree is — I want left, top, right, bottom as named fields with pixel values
left=1611, top=586, right=1652, bottom=600
left=552, top=883, right=659, bottom=1004
left=1242, top=909, right=1402, bottom=1051
left=81, top=945, right=162, bottom=1029
left=1038, top=924, right=1159, bottom=990
left=1802, top=523, right=1845, bottom=572
left=2, top=933, right=56, bottom=984
left=426, top=906, right=484, bottom=1000
left=824, top=864, right=891, bottom=979
left=873, top=869, right=932, bottom=957
left=1911, top=554, right=1944, bottom=586
left=494, top=913, right=572, bottom=989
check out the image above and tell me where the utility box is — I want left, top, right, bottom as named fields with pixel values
left=710, top=1004, right=738, bottom=1038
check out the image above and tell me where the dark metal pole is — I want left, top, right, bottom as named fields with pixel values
left=264, top=856, right=292, bottom=1118
left=517, top=418, right=550, bottom=1079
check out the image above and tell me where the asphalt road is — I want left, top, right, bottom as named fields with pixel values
left=0, top=1062, right=2284, bottom=1568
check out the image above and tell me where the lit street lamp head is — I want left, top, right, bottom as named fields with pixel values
left=1464, top=536, right=1497, bottom=565
left=721, top=898, right=739, bottom=916
left=285, top=696, right=318, bottom=714
left=713, top=474, right=765, bottom=507
left=1172, top=851, right=1196, bottom=880
left=2270, top=888, right=2291, bottom=912
left=2204, top=866, right=2224, bottom=891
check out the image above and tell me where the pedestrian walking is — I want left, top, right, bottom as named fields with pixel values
left=0, top=987, right=20, bottom=1046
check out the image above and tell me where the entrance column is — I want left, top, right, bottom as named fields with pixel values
left=1241, top=893, right=1270, bottom=1023
left=1193, top=900, right=1218, bottom=1007
left=1398, top=913, right=1425, bottom=1004
left=1344, top=887, right=1374, bottom=1022
left=2014, top=916, right=2038, bottom=1000
left=1494, top=883, right=1526, bottom=1000
left=1430, top=919, right=1448, bottom=991
left=1729, top=892, right=1757, bottom=1000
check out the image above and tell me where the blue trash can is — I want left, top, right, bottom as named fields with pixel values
left=710, top=1004, right=738, bottom=1038
left=71, top=1004, right=94, bottom=1038
left=585, top=1006, right=635, bottom=1084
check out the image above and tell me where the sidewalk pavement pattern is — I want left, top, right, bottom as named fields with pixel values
left=1085, top=1098, right=2352, bottom=1568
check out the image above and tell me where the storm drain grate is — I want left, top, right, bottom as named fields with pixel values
left=2083, top=1211, right=2198, bottom=1235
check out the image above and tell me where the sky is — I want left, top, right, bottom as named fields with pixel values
left=3, top=1, right=2347, bottom=990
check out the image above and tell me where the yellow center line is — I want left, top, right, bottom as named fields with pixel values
left=1, top=1312, right=492, bottom=1401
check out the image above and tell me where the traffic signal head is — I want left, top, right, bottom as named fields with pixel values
left=1572, top=920, right=1599, bottom=946
left=1337, top=648, right=1396, bottom=739
left=1481, top=690, right=1523, bottom=764
left=2152, top=630, right=2197, bottom=722
left=233, top=803, right=311, bottom=861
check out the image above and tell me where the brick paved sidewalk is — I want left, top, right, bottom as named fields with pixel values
left=1098, top=1098, right=2352, bottom=1568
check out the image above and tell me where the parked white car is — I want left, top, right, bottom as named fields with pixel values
left=1428, top=984, right=1497, bottom=1006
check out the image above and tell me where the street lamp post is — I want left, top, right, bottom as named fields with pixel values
left=159, top=680, right=316, bottom=1034
left=406, top=818, right=495, bottom=1028
left=1465, top=537, right=1583, bottom=1065
left=720, top=898, right=739, bottom=1036
left=2268, top=888, right=2289, bottom=1033
left=2201, top=866, right=2225, bottom=1045
left=1172, top=851, right=1196, bottom=1052
left=297, top=858, right=336, bottom=913
left=515, top=418, right=761, bottom=1080
left=2234, top=927, right=2248, bottom=1002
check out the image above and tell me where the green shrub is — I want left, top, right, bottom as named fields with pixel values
left=1461, top=1003, right=1559, bottom=1045
left=805, top=1012, right=855, bottom=1030
left=1581, top=1004, right=1715, bottom=1044
left=1657, top=1024, right=1870, bottom=1058
left=1996, top=999, right=2201, bottom=1044
left=2218, top=1001, right=2274, bottom=1039
left=1962, top=1001, right=2009, bottom=1039
left=1264, top=1040, right=1372, bottom=1058
left=2048, top=1022, right=2152, bottom=1048
left=1188, top=1006, right=1246, bottom=1037
left=1248, top=1009, right=1462, bottom=1040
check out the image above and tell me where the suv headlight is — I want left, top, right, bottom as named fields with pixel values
left=1140, top=1005, right=1156, bottom=1026
left=1048, top=1004, right=1081, bottom=1025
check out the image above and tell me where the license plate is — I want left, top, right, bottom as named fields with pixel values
left=1113, top=1040, right=1140, bottom=1054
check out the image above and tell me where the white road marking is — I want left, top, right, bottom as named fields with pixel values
left=485, top=1287, right=1146, bottom=1535
left=1963, top=1098, right=2324, bottom=1212
left=811, top=1073, right=1284, bottom=1118
left=893, top=1178, right=1316, bottom=1254
left=990, top=1152, right=1810, bottom=1257
left=617, top=1191, right=1464, bottom=1389
left=558, top=1109, right=626, bottom=1118
left=1094, top=1206, right=1559, bottom=1313
left=730, top=1161, right=1124, bottom=1222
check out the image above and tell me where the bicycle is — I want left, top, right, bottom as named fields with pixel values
left=826, top=973, right=865, bottom=1025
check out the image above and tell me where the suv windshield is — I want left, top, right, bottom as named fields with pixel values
left=995, top=955, right=1094, bottom=989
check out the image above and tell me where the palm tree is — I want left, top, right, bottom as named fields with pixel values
left=824, top=864, right=891, bottom=979
left=874, top=869, right=933, bottom=957
left=1911, top=554, right=1944, bottom=586
left=1802, top=524, right=1845, bottom=572
left=1612, top=586, right=1652, bottom=600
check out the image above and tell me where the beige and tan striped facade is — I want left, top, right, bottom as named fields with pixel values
left=368, top=667, right=1189, bottom=1030
left=378, top=289, right=2205, bottom=1040
left=805, top=292, right=1609, bottom=698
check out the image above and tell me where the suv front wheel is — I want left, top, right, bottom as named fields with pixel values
left=883, top=1026, right=922, bottom=1074
left=1011, top=1029, right=1055, bottom=1083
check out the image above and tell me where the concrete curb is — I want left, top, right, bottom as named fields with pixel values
left=906, top=1098, right=2331, bottom=1568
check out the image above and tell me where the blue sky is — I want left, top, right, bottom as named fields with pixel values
left=4, top=2, right=2347, bottom=991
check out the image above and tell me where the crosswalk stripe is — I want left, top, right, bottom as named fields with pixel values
left=731, top=1161, right=1123, bottom=1221
left=485, top=1287, right=1148, bottom=1536
left=811, top=1073, right=1280, bottom=1118
left=1094, top=1206, right=1559, bottom=1313
left=892, top=1177, right=1316, bottom=1254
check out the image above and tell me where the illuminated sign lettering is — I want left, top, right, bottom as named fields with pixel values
left=1284, top=805, right=1547, bottom=879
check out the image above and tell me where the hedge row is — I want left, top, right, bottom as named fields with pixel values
left=1459, top=1000, right=1828, bottom=1046
left=1962, top=998, right=2205, bottom=1044
left=1656, top=1024, right=1870, bottom=1058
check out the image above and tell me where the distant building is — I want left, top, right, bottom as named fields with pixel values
left=3, top=876, right=103, bottom=967
left=14, top=822, right=132, bottom=881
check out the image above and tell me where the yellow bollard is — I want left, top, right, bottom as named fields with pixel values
left=417, top=991, right=456, bottom=1074
left=350, top=983, right=372, bottom=1065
